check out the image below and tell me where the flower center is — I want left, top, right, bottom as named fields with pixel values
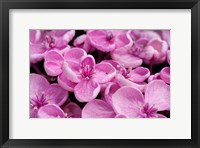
left=42, top=35, right=56, bottom=49
left=106, top=32, right=114, bottom=41
left=117, top=64, right=132, bottom=78
left=140, top=103, right=158, bottom=118
left=79, top=64, right=96, bottom=79
left=30, top=93, right=48, bottom=109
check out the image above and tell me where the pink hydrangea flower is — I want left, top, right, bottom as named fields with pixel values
left=30, top=74, right=68, bottom=118
left=44, top=47, right=87, bottom=91
left=111, top=30, right=168, bottom=68
left=30, top=30, right=75, bottom=63
left=73, top=55, right=116, bottom=102
left=82, top=80, right=169, bottom=118
left=44, top=49, right=116, bottom=102
left=87, top=30, right=133, bottom=52
left=112, top=80, right=170, bottom=118
left=102, top=60, right=150, bottom=91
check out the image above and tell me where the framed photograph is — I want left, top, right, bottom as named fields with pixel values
left=0, top=0, right=199, bottom=147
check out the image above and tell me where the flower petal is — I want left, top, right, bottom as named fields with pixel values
left=74, top=79, right=100, bottom=102
left=30, top=108, right=38, bottom=118
left=57, top=73, right=77, bottom=92
left=114, top=74, right=146, bottom=92
left=81, top=55, right=96, bottom=68
left=37, top=104, right=65, bottom=118
left=82, top=100, right=116, bottom=118
left=64, top=47, right=86, bottom=64
left=112, top=86, right=145, bottom=118
left=73, top=34, right=87, bottom=47
left=104, top=82, right=120, bottom=106
left=30, top=44, right=46, bottom=63
left=45, top=84, right=68, bottom=106
left=160, top=67, right=170, bottom=84
left=148, top=38, right=168, bottom=64
left=145, top=80, right=170, bottom=111
left=111, top=51, right=143, bottom=68
left=128, top=67, right=150, bottom=83
left=148, top=73, right=160, bottom=83
left=44, top=50, right=64, bottom=76
left=167, top=50, right=170, bottom=65
left=63, top=102, right=82, bottom=118
left=93, top=63, right=116, bottom=83
left=30, top=74, right=49, bottom=100
left=88, top=30, right=116, bottom=52
left=62, top=61, right=80, bottom=83
left=48, top=30, right=75, bottom=49
left=156, top=114, right=167, bottom=118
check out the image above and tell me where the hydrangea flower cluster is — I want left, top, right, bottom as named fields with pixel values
left=30, top=30, right=170, bottom=118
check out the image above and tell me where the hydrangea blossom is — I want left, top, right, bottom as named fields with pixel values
left=30, top=74, right=68, bottom=118
left=30, top=30, right=75, bottom=63
left=82, top=80, right=169, bottom=118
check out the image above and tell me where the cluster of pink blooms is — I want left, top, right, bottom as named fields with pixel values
left=30, top=30, right=170, bottom=118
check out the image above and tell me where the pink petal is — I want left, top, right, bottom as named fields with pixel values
left=167, top=50, right=170, bottom=65
left=101, top=60, right=120, bottom=69
left=74, top=79, right=100, bottom=102
left=73, top=34, right=87, bottom=47
left=30, top=74, right=50, bottom=100
left=81, top=55, right=96, bottom=67
left=62, top=62, right=80, bottom=83
left=88, top=30, right=116, bottom=52
left=145, top=80, right=170, bottom=111
left=44, top=50, right=64, bottom=76
left=112, top=86, right=145, bottom=118
left=37, top=104, right=65, bottom=118
left=114, top=31, right=133, bottom=49
left=148, top=73, right=161, bottom=83
left=156, top=114, right=167, bottom=118
left=84, top=37, right=96, bottom=53
left=160, top=67, right=170, bottom=84
left=30, top=44, right=46, bottom=63
left=93, top=63, right=116, bottom=83
left=111, top=51, right=143, bottom=68
left=114, top=74, right=146, bottom=92
left=82, top=100, right=116, bottom=118
left=63, top=102, right=82, bottom=118
left=148, top=38, right=168, bottom=64
left=104, top=82, right=120, bottom=106
left=137, top=46, right=155, bottom=63
left=30, top=107, right=38, bottom=118
left=64, top=47, right=86, bottom=63
left=45, top=84, right=68, bottom=106
left=140, top=31, right=161, bottom=40
left=128, top=67, right=150, bottom=83
left=115, top=114, right=127, bottom=118
left=49, top=30, right=75, bottom=49
left=30, top=30, right=43, bottom=43
left=57, top=73, right=77, bottom=92
left=45, top=62, right=63, bottom=76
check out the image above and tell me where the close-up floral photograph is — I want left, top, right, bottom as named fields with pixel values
left=30, top=29, right=170, bottom=118
left=1, top=1, right=199, bottom=147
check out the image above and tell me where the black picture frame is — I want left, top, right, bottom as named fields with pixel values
left=0, top=0, right=200, bottom=148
